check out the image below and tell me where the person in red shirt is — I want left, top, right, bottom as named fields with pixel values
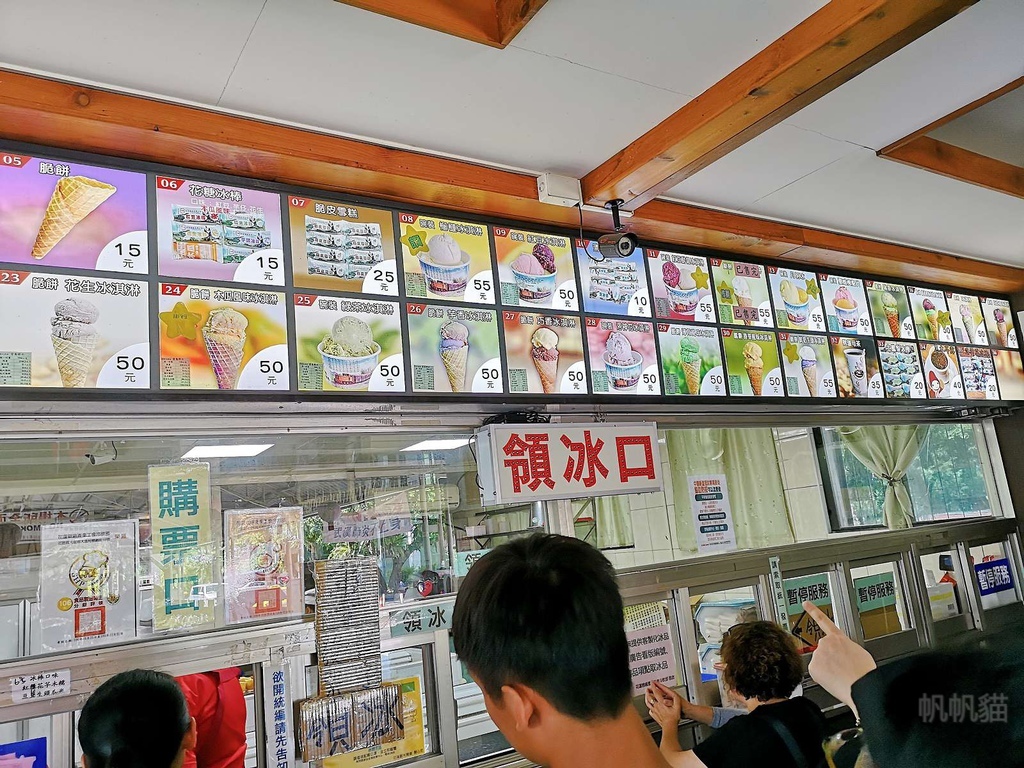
left=177, top=669, right=248, bottom=768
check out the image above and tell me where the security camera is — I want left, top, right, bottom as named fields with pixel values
left=86, top=452, right=115, bottom=466
left=596, top=232, right=638, bottom=259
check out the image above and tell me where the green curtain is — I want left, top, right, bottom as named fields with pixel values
left=593, top=494, right=635, bottom=549
left=836, top=425, right=928, bottom=529
left=667, top=429, right=795, bottom=553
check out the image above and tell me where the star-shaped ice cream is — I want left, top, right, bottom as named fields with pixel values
left=159, top=301, right=202, bottom=340
left=692, top=266, right=710, bottom=290
left=718, top=280, right=732, bottom=302
left=400, top=224, right=429, bottom=255
left=783, top=341, right=800, bottom=363
left=805, top=279, right=820, bottom=299
left=938, top=311, right=952, bottom=328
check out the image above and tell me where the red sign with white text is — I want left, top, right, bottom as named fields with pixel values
left=475, top=422, right=662, bottom=506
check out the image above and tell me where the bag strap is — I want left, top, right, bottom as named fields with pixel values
left=759, top=707, right=813, bottom=768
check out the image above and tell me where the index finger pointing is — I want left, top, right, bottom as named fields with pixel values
left=803, top=600, right=843, bottom=637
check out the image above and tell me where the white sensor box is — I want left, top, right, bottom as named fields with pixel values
left=537, top=173, right=582, bottom=207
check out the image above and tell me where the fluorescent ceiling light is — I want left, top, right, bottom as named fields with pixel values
left=182, top=444, right=273, bottom=459
left=401, top=438, right=471, bottom=452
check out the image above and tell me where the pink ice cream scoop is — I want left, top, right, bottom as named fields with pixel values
left=532, top=244, right=556, bottom=274
left=604, top=331, right=635, bottom=365
left=834, top=286, right=852, bottom=303
left=662, top=261, right=681, bottom=288
left=994, top=308, right=1005, bottom=323
left=512, top=252, right=546, bottom=276
left=923, top=299, right=936, bottom=311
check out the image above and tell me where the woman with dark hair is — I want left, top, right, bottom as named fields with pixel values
left=78, top=669, right=197, bottom=768
left=647, top=621, right=827, bottom=768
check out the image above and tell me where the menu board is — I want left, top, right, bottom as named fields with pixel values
left=407, top=304, right=503, bottom=394
left=767, top=267, right=825, bottom=332
left=865, top=281, right=914, bottom=340
left=721, top=329, right=783, bottom=397
left=502, top=310, right=587, bottom=395
left=994, top=350, right=1024, bottom=400
left=494, top=227, right=578, bottom=311
left=158, top=284, right=289, bottom=390
left=289, top=196, right=398, bottom=297
left=959, top=346, right=1000, bottom=400
left=981, top=297, right=1017, bottom=348
left=831, top=336, right=882, bottom=399
left=0, top=269, right=150, bottom=389
left=399, top=212, right=494, bottom=304
left=906, top=286, right=953, bottom=342
left=945, top=292, right=988, bottom=346
left=920, top=344, right=965, bottom=400
left=820, top=274, right=872, bottom=336
left=294, top=295, right=405, bottom=393
left=711, top=259, right=771, bottom=328
left=658, top=323, right=725, bottom=397
left=0, top=152, right=149, bottom=274
left=778, top=333, right=836, bottom=398
left=577, top=240, right=652, bottom=317
left=648, top=250, right=716, bottom=324
left=155, top=176, right=285, bottom=286
left=878, top=340, right=925, bottom=399
left=585, top=318, right=660, bottom=395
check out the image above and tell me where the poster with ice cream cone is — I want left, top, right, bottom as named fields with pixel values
left=980, top=297, right=1017, bottom=349
left=648, top=250, right=716, bottom=324
left=289, top=196, right=398, bottom=296
left=0, top=269, right=150, bottom=389
left=768, top=267, right=824, bottom=332
left=819, top=274, right=872, bottom=336
left=295, top=295, right=404, bottom=393
left=586, top=318, right=660, bottom=395
left=865, top=281, right=914, bottom=340
left=406, top=303, right=503, bottom=394
left=577, top=239, right=652, bottom=318
left=945, top=292, right=988, bottom=346
left=829, top=336, right=883, bottom=399
left=502, top=310, right=586, bottom=395
left=779, top=333, right=835, bottom=398
left=158, top=284, right=289, bottom=391
left=399, top=212, right=495, bottom=304
left=919, top=344, right=965, bottom=400
left=711, top=259, right=771, bottom=328
left=0, top=151, right=149, bottom=274
left=906, top=286, right=953, bottom=342
left=721, top=329, right=783, bottom=397
left=994, top=350, right=1024, bottom=400
left=657, top=322, right=725, bottom=396
left=155, top=176, right=285, bottom=287
left=494, top=228, right=578, bottom=311
left=959, top=346, right=1000, bottom=400
left=877, top=340, right=926, bottom=399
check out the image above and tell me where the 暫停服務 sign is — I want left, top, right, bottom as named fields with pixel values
left=475, top=423, right=662, bottom=506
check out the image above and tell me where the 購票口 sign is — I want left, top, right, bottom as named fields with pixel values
left=475, top=422, right=662, bottom=506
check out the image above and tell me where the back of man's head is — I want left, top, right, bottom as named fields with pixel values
left=79, top=669, right=192, bottom=768
left=452, top=533, right=631, bottom=720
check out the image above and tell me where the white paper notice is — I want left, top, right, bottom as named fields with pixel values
left=689, top=474, right=736, bottom=553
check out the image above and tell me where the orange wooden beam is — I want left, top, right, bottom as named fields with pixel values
left=883, top=136, right=1024, bottom=200
left=582, top=0, right=980, bottom=209
left=0, top=70, right=1020, bottom=293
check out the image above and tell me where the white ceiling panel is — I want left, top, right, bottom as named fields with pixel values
left=0, top=0, right=263, bottom=105
left=744, top=149, right=1024, bottom=267
left=665, top=123, right=859, bottom=210
left=930, top=86, right=1024, bottom=167
left=217, top=0, right=685, bottom=177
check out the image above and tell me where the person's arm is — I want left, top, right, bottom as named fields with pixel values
left=709, top=707, right=746, bottom=729
left=802, top=600, right=876, bottom=719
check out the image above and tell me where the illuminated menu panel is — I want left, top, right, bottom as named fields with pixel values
left=721, top=328, right=783, bottom=397
left=585, top=317, right=660, bottom=395
left=399, top=212, right=495, bottom=305
left=657, top=322, right=726, bottom=397
left=648, top=250, right=716, bottom=324
left=711, top=259, right=771, bottom=328
left=502, top=310, right=587, bottom=395
left=494, top=227, right=578, bottom=312
left=406, top=303, right=503, bottom=394
left=577, top=240, right=652, bottom=318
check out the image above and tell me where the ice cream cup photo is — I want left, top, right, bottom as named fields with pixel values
left=512, top=267, right=557, bottom=304
left=666, top=284, right=700, bottom=318
left=785, top=298, right=810, bottom=327
left=318, top=340, right=381, bottom=390
left=420, top=252, right=471, bottom=296
left=833, top=298, right=860, bottom=329
left=603, top=350, right=642, bottom=391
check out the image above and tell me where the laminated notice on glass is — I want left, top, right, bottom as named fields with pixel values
left=40, top=520, right=138, bottom=652
left=223, top=507, right=304, bottom=624
left=314, top=558, right=382, bottom=694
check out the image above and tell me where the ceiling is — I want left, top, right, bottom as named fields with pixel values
left=2, top=0, right=1023, bottom=268
left=929, top=84, right=1024, bottom=167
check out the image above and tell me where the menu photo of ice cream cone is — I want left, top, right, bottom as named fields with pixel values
left=502, top=310, right=586, bottom=395
left=907, top=286, right=953, bottom=343
left=494, top=228, right=578, bottom=311
left=877, top=340, right=925, bottom=399
left=658, top=323, right=725, bottom=396
left=711, top=259, right=771, bottom=328
left=779, top=334, right=835, bottom=398
left=866, top=281, right=914, bottom=340
left=407, top=303, right=502, bottom=394
left=586, top=318, right=660, bottom=395
left=158, top=285, right=288, bottom=391
left=768, top=267, right=824, bottom=332
left=820, top=274, right=872, bottom=336
left=721, top=329, right=783, bottom=397
left=981, top=297, right=1017, bottom=349
left=830, top=336, right=883, bottom=399
left=0, top=152, right=149, bottom=274
left=944, top=292, right=987, bottom=346
left=295, top=295, right=404, bottom=393
left=648, top=250, right=716, bottom=323
left=399, top=213, right=495, bottom=305
left=920, top=344, right=965, bottom=400
left=0, top=269, right=150, bottom=389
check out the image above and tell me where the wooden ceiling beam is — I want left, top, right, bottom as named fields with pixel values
left=883, top=136, right=1024, bottom=200
left=581, top=0, right=980, bottom=209
left=0, top=70, right=1020, bottom=293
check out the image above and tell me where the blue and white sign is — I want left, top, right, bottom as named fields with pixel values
left=974, top=558, right=1015, bottom=597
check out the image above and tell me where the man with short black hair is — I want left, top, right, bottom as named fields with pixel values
left=452, top=533, right=671, bottom=768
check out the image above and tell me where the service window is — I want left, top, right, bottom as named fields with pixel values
left=919, top=550, right=962, bottom=621
left=849, top=563, right=911, bottom=639
left=690, top=587, right=759, bottom=707
left=0, top=717, right=54, bottom=765
left=783, top=572, right=835, bottom=653
left=969, top=543, right=1020, bottom=610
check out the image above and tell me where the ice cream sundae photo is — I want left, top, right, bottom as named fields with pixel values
left=663, top=261, right=699, bottom=319
left=603, top=331, right=642, bottom=391
left=511, top=244, right=557, bottom=303
left=419, top=233, right=471, bottom=296
left=780, top=279, right=809, bottom=328
left=832, top=286, right=859, bottom=330
left=318, top=317, right=381, bottom=390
